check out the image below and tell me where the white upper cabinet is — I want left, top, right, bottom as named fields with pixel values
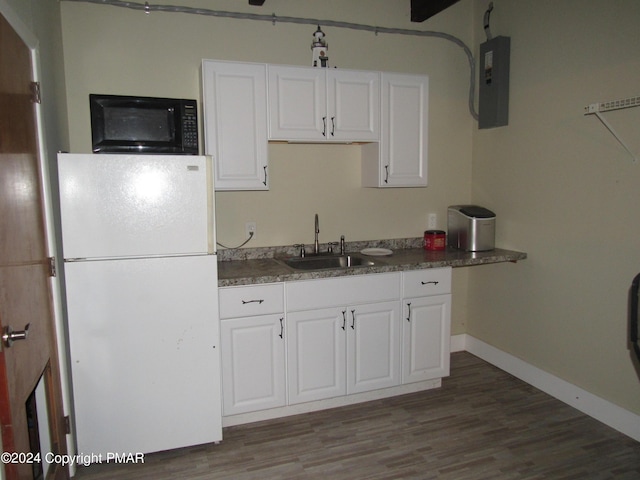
left=202, top=60, right=269, bottom=190
left=327, top=69, right=380, bottom=142
left=268, top=65, right=380, bottom=142
left=268, top=65, right=325, bottom=141
left=362, top=73, right=429, bottom=187
left=202, top=59, right=428, bottom=190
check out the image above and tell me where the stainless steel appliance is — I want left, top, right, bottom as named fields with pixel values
left=447, top=205, right=496, bottom=251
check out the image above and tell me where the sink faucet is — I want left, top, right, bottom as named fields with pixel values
left=314, top=213, right=320, bottom=254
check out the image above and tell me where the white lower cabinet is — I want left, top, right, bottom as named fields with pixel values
left=401, top=268, right=452, bottom=384
left=219, top=284, right=286, bottom=416
left=286, top=273, right=401, bottom=405
left=346, top=301, right=402, bottom=394
left=287, top=307, right=346, bottom=404
left=220, top=314, right=286, bottom=416
left=219, top=269, right=451, bottom=419
left=287, top=300, right=401, bottom=405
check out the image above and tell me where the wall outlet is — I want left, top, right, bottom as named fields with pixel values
left=245, top=221, right=256, bottom=238
left=428, top=213, right=437, bottom=229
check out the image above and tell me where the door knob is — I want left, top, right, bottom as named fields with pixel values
left=2, top=323, right=30, bottom=348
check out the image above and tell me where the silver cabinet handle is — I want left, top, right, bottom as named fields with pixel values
left=351, top=309, right=356, bottom=330
left=279, top=318, right=284, bottom=339
left=341, top=310, right=347, bottom=330
left=263, top=165, right=268, bottom=186
left=384, top=165, right=389, bottom=184
left=2, top=323, right=30, bottom=348
left=322, top=116, right=327, bottom=137
left=331, top=116, right=335, bottom=136
left=406, top=303, right=412, bottom=322
left=421, top=281, right=439, bottom=286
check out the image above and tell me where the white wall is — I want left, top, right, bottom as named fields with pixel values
left=469, top=0, right=640, bottom=415
left=59, top=0, right=477, bottom=334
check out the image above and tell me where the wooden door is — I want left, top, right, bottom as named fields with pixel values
left=0, top=12, right=68, bottom=480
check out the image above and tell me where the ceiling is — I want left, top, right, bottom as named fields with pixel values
left=410, top=0, right=461, bottom=22
left=247, top=1, right=461, bottom=22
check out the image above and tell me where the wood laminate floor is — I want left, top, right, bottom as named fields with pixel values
left=74, top=352, right=640, bottom=479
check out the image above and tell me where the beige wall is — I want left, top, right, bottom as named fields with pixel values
left=60, top=0, right=475, bottom=334
left=59, top=0, right=640, bottom=416
left=60, top=0, right=473, bottom=244
left=470, top=0, right=640, bottom=414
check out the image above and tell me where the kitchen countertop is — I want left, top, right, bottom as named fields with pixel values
left=217, top=238, right=526, bottom=287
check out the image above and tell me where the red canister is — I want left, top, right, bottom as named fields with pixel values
left=424, top=230, right=446, bottom=251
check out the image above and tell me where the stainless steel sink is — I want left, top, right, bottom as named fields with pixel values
left=278, top=254, right=378, bottom=271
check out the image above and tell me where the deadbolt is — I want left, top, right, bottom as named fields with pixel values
left=2, top=323, right=30, bottom=348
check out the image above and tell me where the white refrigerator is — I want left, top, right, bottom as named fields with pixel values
left=57, top=153, right=222, bottom=457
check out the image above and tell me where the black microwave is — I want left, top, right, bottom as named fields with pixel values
left=89, top=94, right=199, bottom=154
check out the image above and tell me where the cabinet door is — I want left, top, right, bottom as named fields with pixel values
left=221, top=314, right=286, bottom=416
left=268, top=65, right=326, bottom=141
left=202, top=60, right=269, bottom=190
left=347, top=301, right=401, bottom=394
left=287, top=308, right=346, bottom=404
left=402, top=294, right=451, bottom=384
left=362, top=73, right=428, bottom=187
left=327, top=69, right=379, bottom=142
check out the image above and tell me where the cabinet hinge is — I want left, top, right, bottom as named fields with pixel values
left=64, top=415, right=71, bottom=434
left=30, top=81, right=41, bottom=104
left=48, top=257, right=56, bottom=277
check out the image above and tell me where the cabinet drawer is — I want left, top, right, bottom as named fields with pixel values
left=402, top=268, right=451, bottom=298
left=286, top=272, right=400, bottom=311
left=219, top=283, right=284, bottom=319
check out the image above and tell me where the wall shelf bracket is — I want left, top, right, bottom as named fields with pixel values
left=584, top=96, right=640, bottom=163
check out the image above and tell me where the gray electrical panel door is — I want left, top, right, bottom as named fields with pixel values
left=479, top=36, right=510, bottom=129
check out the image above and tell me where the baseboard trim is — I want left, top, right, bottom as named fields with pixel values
left=450, top=333, right=467, bottom=353
left=223, top=378, right=442, bottom=428
left=452, top=334, right=640, bottom=442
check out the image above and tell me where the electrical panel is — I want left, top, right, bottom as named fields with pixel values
left=479, top=36, right=510, bottom=129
